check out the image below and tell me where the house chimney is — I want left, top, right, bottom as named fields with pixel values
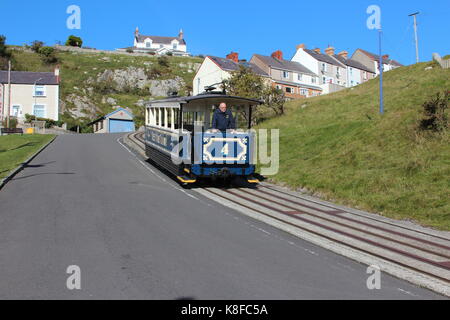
left=313, top=48, right=321, bottom=54
left=325, top=46, right=335, bottom=56
left=178, top=29, right=184, bottom=40
left=338, top=51, right=348, bottom=59
left=296, top=44, right=306, bottom=50
left=226, top=52, right=239, bottom=63
left=271, top=50, right=283, bottom=60
left=54, top=65, right=60, bottom=83
left=382, top=54, right=389, bottom=60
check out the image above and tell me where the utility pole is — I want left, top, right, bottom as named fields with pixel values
left=409, top=12, right=420, bottom=63
left=7, top=60, right=11, bottom=128
left=379, top=29, right=384, bottom=115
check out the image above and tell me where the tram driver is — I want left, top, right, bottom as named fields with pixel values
left=211, top=102, right=236, bottom=133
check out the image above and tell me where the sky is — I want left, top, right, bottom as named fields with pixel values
left=1, top=0, right=449, bottom=65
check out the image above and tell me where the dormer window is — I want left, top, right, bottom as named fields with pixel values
left=283, top=71, right=289, bottom=78
left=145, top=39, right=152, bottom=48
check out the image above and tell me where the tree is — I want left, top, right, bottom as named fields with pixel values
left=65, top=35, right=83, bottom=47
left=222, top=65, right=265, bottom=100
left=222, top=65, right=286, bottom=124
left=0, top=35, right=11, bottom=69
left=0, top=35, right=11, bottom=58
left=261, top=86, right=286, bottom=116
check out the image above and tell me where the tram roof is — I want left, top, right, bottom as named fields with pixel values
left=146, top=94, right=263, bottom=106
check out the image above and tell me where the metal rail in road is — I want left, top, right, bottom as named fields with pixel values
left=125, top=131, right=450, bottom=296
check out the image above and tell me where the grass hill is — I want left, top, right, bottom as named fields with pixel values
left=259, top=59, right=449, bottom=230
left=8, top=46, right=203, bottom=131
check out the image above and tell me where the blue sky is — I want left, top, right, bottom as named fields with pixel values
left=1, top=0, right=449, bottom=65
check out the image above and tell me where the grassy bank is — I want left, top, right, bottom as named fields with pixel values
left=258, top=60, right=449, bottom=230
left=0, top=134, right=55, bottom=179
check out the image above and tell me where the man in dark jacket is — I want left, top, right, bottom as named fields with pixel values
left=211, top=103, right=236, bottom=132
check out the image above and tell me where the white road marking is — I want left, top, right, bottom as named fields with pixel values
left=117, top=136, right=199, bottom=201
left=397, top=288, right=419, bottom=297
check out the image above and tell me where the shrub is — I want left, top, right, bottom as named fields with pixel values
left=126, top=48, right=134, bottom=53
left=24, top=114, right=63, bottom=128
left=38, top=46, right=58, bottom=64
left=419, top=91, right=449, bottom=132
left=30, top=40, right=44, bottom=53
left=65, top=35, right=83, bottom=47
left=92, top=79, right=118, bottom=95
left=2, top=117, right=18, bottom=128
left=157, top=55, right=170, bottom=68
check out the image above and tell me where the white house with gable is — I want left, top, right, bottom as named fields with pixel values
left=118, top=28, right=190, bottom=56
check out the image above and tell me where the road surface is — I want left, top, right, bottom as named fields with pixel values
left=0, top=134, right=445, bottom=299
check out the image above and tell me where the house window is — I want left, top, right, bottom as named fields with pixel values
left=276, top=85, right=281, bottom=90
left=322, top=77, right=326, bottom=84
left=351, top=80, right=354, bottom=86
left=321, top=63, right=326, bottom=72
left=349, top=68, right=353, bottom=75
left=33, top=104, right=46, bottom=118
left=298, top=74, right=303, bottom=81
left=285, top=87, right=293, bottom=93
left=311, top=77, right=316, bottom=84
left=283, top=71, right=289, bottom=78
left=11, top=105, right=21, bottom=117
left=34, top=85, right=46, bottom=97
left=300, top=89, right=308, bottom=96
left=336, top=67, right=340, bottom=75
left=173, top=43, right=178, bottom=50
left=146, top=42, right=151, bottom=48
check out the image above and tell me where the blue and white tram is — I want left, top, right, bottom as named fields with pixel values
left=144, top=94, right=262, bottom=184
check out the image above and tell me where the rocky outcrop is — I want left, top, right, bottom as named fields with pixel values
left=95, top=67, right=185, bottom=97
left=64, top=94, right=100, bottom=118
left=97, top=67, right=148, bottom=90
left=147, top=77, right=185, bottom=97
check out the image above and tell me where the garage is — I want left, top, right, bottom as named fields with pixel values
left=89, top=107, right=135, bottom=134
left=109, top=119, right=135, bottom=133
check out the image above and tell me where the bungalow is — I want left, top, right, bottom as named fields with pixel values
left=0, top=68, right=60, bottom=123
left=250, top=51, right=322, bottom=99
left=119, top=27, right=190, bottom=56
left=351, top=49, right=403, bottom=76
left=193, top=52, right=269, bottom=95
left=291, top=44, right=347, bottom=94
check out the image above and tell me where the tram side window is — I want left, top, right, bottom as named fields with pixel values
left=167, top=109, right=172, bottom=129
left=155, top=108, right=160, bottom=126
left=182, top=111, right=205, bottom=132
left=160, top=108, right=165, bottom=128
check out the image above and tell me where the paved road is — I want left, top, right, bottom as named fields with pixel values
left=0, top=134, right=445, bottom=299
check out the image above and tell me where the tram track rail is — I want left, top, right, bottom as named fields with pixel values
left=123, top=131, right=450, bottom=296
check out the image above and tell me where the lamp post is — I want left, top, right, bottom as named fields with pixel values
left=367, top=5, right=383, bottom=115
left=409, top=12, right=420, bottom=64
